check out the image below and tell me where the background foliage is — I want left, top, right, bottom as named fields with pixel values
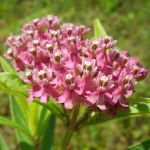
left=0, top=0, right=150, bottom=149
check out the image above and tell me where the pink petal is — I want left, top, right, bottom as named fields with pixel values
left=58, top=91, right=69, bottom=103
left=40, top=94, right=48, bottom=103
left=64, top=99, right=73, bottom=109
left=96, top=95, right=107, bottom=110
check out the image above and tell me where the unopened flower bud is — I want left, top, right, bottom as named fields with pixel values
left=136, top=68, right=148, bottom=81
left=38, top=70, right=47, bottom=80
left=65, top=73, right=74, bottom=85
left=54, top=51, right=62, bottom=62
left=91, top=111, right=96, bottom=117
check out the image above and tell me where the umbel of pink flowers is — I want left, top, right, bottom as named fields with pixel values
left=5, top=15, right=147, bottom=112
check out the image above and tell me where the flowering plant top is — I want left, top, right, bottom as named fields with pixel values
left=5, top=15, right=147, bottom=113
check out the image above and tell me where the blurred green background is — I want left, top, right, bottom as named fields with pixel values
left=0, top=0, right=150, bottom=149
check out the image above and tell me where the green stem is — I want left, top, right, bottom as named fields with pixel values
left=60, top=105, right=80, bottom=150
left=75, top=109, right=90, bottom=129
left=60, top=128, right=74, bottom=150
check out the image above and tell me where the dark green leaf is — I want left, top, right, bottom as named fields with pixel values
left=36, top=107, right=50, bottom=137
left=94, top=19, right=107, bottom=38
left=40, top=114, right=56, bottom=150
left=0, top=133, right=9, bottom=150
left=128, top=138, right=150, bottom=150
left=0, top=56, right=15, bottom=73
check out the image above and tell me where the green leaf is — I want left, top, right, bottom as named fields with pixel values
left=10, top=96, right=34, bottom=150
left=28, top=102, right=42, bottom=137
left=85, top=102, right=150, bottom=126
left=128, top=138, right=150, bottom=150
left=0, top=72, right=28, bottom=97
left=0, top=133, right=9, bottom=150
left=93, top=19, right=107, bottom=38
left=0, top=115, right=31, bottom=136
left=36, top=107, right=51, bottom=137
left=10, top=96, right=28, bottom=129
left=0, top=56, right=15, bottom=73
left=128, top=97, right=150, bottom=104
left=40, top=114, right=56, bottom=150
left=14, top=96, right=29, bottom=124
left=34, top=98, right=67, bottom=123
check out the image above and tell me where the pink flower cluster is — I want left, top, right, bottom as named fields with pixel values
left=5, top=15, right=148, bottom=111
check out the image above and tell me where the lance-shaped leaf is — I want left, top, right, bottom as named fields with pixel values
left=0, top=72, right=28, bottom=97
left=128, top=138, right=150, bottom=150
left=93, top=19, right=107, bottom=38
left=84, top=102, right=150, bottom=126
left=36, top=107, right=51, bottom=137
left=40, top=114, right=56, bottom=150
left=0, top=116, right=31, bottom=137
left=0, top=56, right=15, bottom=73
left=0, top=133, right=9, bottom=150
left=128, top=97, right=150, bottom=104
left=10, top=96, right=34, bottom=150
left=28, top=102, right=42, bottom=137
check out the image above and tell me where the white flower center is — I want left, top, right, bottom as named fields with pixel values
left=99, top=75, right=108, bottom=86
left=38, top=70, right=47, bottom=79
left=65, top=74, right=74, bottom=85
left=33, top=40, right=39, bottom=46
left=46, top=43, right=53, bottom=52
left=92, top=40, right=99, bottom=50
left=54, top=51, right=62, bottom=62
left=84, top=61, right=92, bottom=70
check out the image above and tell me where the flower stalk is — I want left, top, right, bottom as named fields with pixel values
left=60, top=104, right=80, bottom=150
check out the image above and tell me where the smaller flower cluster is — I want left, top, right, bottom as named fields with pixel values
left=5, top=15, right=148, bottom=111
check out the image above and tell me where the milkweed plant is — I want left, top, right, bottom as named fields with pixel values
left=0, top=15, right=149, bottom=150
